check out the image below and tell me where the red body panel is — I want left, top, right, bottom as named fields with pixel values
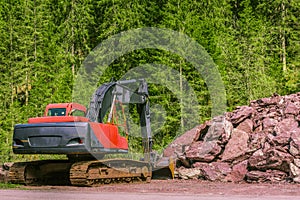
left=44, top=103, right=87, bottom=116
left=25, top=103, right=127, bottom=151
left=28, top=116, right=90, bottom=124
left=90, top=122, right=128, bottom=150
left=28, top=115, right=128, bottom=151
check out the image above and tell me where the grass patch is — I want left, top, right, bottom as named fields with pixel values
left=0, top=182, right=22, bottom=189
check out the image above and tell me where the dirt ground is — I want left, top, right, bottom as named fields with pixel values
left=22, top=179, right=300, bottom=196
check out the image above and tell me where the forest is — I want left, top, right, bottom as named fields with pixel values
left=0, top=0, right=299, bottom=162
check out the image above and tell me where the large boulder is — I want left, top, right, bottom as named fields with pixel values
left=225, top=160, right=248, bottom=182
left=248, top=148, right=293, bottom=173
left=272, top=118, right=299, bottom=145
left=230, top=106, right=255, bottom=125
left=289, top=128, right=300, bottom=157
left=185, top=141, right=222, bottom=162
left=246, top=170, right=288, bottom=183
left=284, top=102, right=299, bottom=116
left=221, top=129, right=249, bottom=162
left=163, top=125, right=200, bottom=158
left=193, top=162, right=231, bottom=181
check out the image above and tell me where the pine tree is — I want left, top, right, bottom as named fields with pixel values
left=254, top=0, right=300, bottom=94
left=218, top=0, right=278, bottom=109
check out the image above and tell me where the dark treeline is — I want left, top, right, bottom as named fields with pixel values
left=0, top=0, right=299, bottom=161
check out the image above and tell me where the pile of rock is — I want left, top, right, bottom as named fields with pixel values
left=164, top=92, right=300, bottom=183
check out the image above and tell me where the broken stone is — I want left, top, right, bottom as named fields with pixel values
left=248, top=131, right=266, bottom=151
left=221, top=129, right=249, bottom=162
left=289, top=129, right=300, bottom=157
left=175, top=152, right=191, bottom=168
left=230, top=106, right=255, bottom=125
left=204, top=117, right=226, bottom=142
left=203, top=116, right=233, bottom=145
left=296, top=115, right=300, bottom=122
left=193, top=120, right=212, bottom=141
left=290, top=163, right=300, bottom=177
left=274, top=118, right=298, bottom=136
left=293, top=176, right=300, bottom=183
left=185, top=141, right=222, bottom=162
left=284, top=102, right=299, bottom=116
left=272, top=118, right=298, bottom=146
left=235, top=118, right=253, bottom=133
left=256, top=95, right=281, bottom=107
left=246, top=170, right=287, bottom=183
left=193, top=162, right=231, bottom=181
left=176, top=167, right=201, bottom=180
left=248, top=148, right=293, bottom=173
left=225, top=160, right=248, bottom=182
left=294, top=159, right=300, bottom=168
left=262, top=117, right=278, bottom=131
left=163, top=125, right=200, bottom=157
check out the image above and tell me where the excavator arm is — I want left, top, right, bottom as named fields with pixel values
left=86, top=79, right=153, bottom=161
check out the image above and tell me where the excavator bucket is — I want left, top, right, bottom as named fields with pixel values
left=152, top=156, right=175, bottom=180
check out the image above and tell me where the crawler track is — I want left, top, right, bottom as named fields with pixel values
left=8, top=160, right=72, bottom=186
left=70, top=159, right=152, bottom=186
left=8, top=159, right=152, bottom=186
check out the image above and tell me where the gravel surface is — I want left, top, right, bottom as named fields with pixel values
left=21, top=179, right=300, bottom=196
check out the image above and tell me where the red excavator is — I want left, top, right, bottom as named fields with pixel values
left=8, top=79, right=174, bottom=186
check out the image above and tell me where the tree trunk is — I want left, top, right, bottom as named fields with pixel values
left=179, top=60, right=184, bottom=132
left=71, top=0, right=75, bottom=76
left=281, top=2, right=287, bottom=72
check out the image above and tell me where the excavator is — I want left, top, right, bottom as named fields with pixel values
left=8, top=79, right=174, bottom=186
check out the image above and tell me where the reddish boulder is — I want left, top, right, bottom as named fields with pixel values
left=289, top=128, right=300, bottom=157
left=193, top=120, right=212, bottom=141
left=203, top=116, right=232, bottom=145
left=221, top=129, right=249, bottom=162
left=230, top=106, right=255, bottom=125
left=273, top=118, right=299, bottom=145
left=255, top=95, right=281, bottom=107
left=248, top=131, right=266, bottom=152
left=274, top=118, right=299, bottom=135
left=296, top=115, right=300, bottom=122
left=246, top=170, right=287, bottom=183
left=193, top=162, right=231, bottom=181
left=235, top=118, right=253, bottom=133
left=163, top=125, right=200, bottom=157
left=248, top=148, right=293, bottom=173
left=185, top=141, right=222, bottom=162
left=225, top=160, right=248, bottom=182
left=262, top=117, right=278, bottom=132
left=284, top=102, right=299, bottom=116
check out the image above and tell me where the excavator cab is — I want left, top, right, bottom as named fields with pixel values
left=45, top=103, right=87, bottom=117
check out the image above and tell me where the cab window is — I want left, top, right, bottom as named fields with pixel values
left=48, top=108, right=66, bottom=116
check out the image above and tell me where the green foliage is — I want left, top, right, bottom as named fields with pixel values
left=0, top=182, right=22, bottom=189
left=0, top=0, right=299, bottom=162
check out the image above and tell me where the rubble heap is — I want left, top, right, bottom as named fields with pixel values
left=164, top=92, right=300, bottom=183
